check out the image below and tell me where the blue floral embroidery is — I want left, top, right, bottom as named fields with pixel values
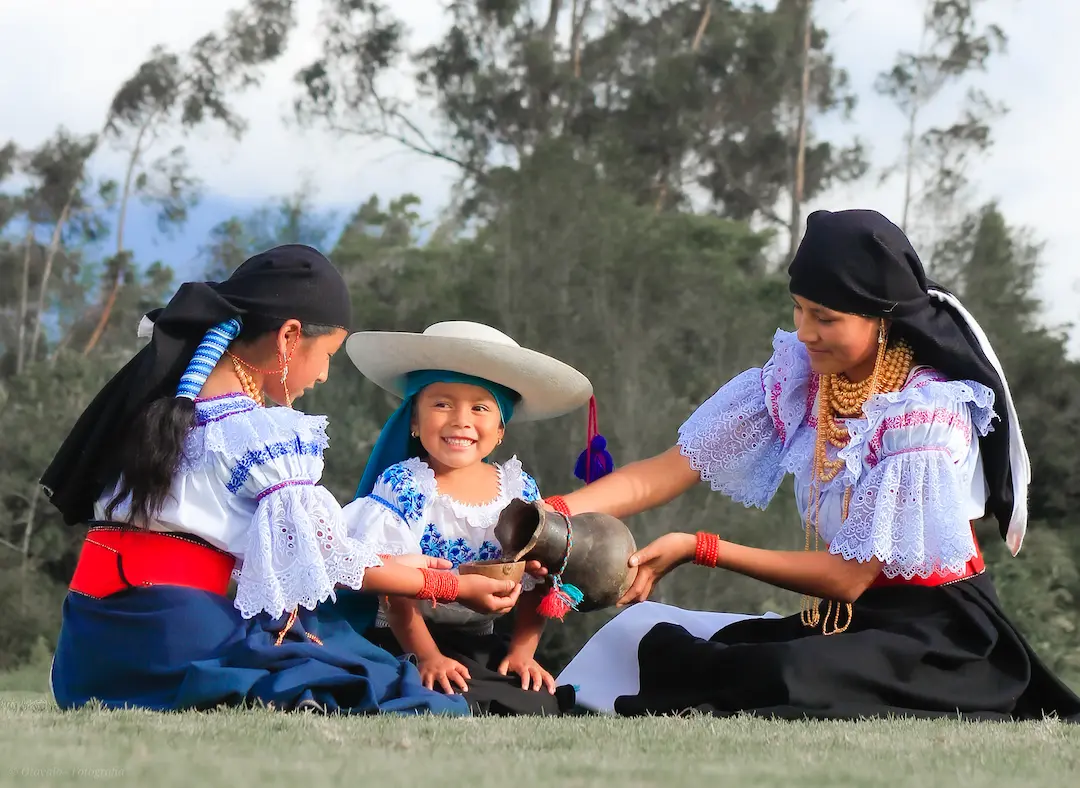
left=420, top=524, right=501, bottom=567
left=379, top=463, right=427, bottom=525
left=195, top=395, right=257, bottom=425
left=520, top=470, right=541, bottom=503
left=369, top=494, right=406, bottom=521
left=226, top=438, right=324, bottom=493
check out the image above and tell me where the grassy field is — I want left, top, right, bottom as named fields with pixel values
left=2, top=658, right=1079, bottom=788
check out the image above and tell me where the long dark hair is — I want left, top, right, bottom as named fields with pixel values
left=105, top=320, right=339, bottom=524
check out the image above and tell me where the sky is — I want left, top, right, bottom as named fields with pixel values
left=2, top=0, right=1076, bottom=352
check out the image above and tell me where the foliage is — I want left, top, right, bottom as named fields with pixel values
left=1, top=0, right=1077, bottom=684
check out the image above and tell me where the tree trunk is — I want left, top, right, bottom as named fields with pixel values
left=570, top=0, right=592, bottom=78
left=543, top=0, right=563, bottom=44
left=653, top=2, right=713, bottom=212
left=48, top=321, right=79, bottom=366
left=83, top=119, right=151, bottom=355
left=900, top=2, right=933, bottom=232
left=15, top=226, right=34, bottom=375
left=787, top=0, right=813, bottom=261
left=28, top=192, right=76, bottom=364
left=20, top=483, right=41, bottom=613
left=900, top=101, right=920, bottom=233
left=691, top=0, right=713, bottom=51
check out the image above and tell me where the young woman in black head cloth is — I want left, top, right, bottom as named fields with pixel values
left=551, top=209, right=1080, bottom=722
left=42, top=245, right=520, bottom=715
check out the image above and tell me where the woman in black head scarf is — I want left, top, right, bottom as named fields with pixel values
left=549, top=210, right=1079, bottom=722
left=45, top=245, right=521, bottom=716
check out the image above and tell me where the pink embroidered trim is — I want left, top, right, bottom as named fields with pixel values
left=867, top=409, right=970, bottom=468
left=256, top=479, right=314, bottom=501
left=769, top=381, right=786, bottom=442
left=887, top=446, right=952, bottom=458
left=907, top=367, right=947, bottom=389
left=805, top=374, right=820, bottom=427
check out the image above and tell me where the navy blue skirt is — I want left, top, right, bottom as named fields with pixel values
left=51, top=586, right=469, bottom=716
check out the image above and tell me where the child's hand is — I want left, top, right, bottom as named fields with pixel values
left=524, top=560, right=548, bottom=578
left=497, top=650, right=556, bottom=693
left=456, top=575, right=521, bottom=614
left=418, top=653, right=471, bottom=694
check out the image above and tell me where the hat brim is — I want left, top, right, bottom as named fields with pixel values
left=345, top=331, right=593, bottom=422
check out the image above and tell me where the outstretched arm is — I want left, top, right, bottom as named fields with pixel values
left=558, top=446, right=701, bottom=518
left=618, top=532, right=883, bottom=606
left=361, top=561, right=522, bottom=614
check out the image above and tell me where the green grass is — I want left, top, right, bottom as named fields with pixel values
left=2, top=658, right=1079, bottom=788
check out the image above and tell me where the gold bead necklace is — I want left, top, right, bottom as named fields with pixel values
left=800, top=326, right=914, bottom=634
left=229, top=355, right=265, bottom=407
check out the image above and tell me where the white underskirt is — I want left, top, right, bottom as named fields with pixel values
left=556, top=602, right=781, bottom=713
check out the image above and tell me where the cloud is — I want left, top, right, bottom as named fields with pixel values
left=2, top=0, right=1075, bottom=350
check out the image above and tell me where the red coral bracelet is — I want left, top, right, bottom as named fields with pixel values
left=545, top=496, right=572, bottom=519
left=416, top=568, right=459, bottom=606
left=694, top=532, right=721, bottom=568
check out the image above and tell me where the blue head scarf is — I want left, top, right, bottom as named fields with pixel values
left=354, top=370, right=521, bottom=499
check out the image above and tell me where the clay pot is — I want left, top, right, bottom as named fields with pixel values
left=494, top=499, right=637, bottom=611
left=458, top=558, right=526, bottom=584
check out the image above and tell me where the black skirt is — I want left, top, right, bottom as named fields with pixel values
left=365, top=624, right=575, bottom=717
left=615, top=574, right=1080, bottom=721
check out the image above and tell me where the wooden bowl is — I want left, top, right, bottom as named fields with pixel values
left=458, top=558, right=526, bottom=584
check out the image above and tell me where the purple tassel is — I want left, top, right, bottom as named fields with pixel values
left=575, top=434, right=614, bottom=483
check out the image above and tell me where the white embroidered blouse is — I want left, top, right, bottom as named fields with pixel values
left=341, top=456, right=542, bottom=632
left=679, top=329, right=996, bottom=580
left=95, top=393, right=382, bottom=620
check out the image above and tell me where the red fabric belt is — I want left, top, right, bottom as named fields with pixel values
left=69, top=526, right=236, bottom=599
left=869, top=524, right=986, bottom=588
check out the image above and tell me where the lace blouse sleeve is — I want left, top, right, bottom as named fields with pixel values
left=829, top=379, right=997, bottom=579
left=341, top=461, right=431, bottom=557
left=206, top=408, right=382, bottom=620
left=677, top=329, right=814, bottom=508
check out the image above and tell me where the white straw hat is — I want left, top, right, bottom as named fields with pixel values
left=345, top=321, right=593, bottom=422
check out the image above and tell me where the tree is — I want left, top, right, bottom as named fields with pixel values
left=933, top=203, right=1080, bottom=526
left=10, top=131, right=101, bottom=373
left=200, top=185, right=338, bottom=280
left=875, top=0, right=1006, bottom=235
left=81, top=0, right=299, bottom=352
left=294, top=0, right=866, bottom=229
left=787, top=0, right=813, bottom=260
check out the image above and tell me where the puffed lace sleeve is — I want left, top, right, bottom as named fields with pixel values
left=341, top=459, right=436, bottom=557
left=500, top=456, right=541, bottom=504
left=830, top=377, right=997, bottom=579
left=202, top=407, right=382, bottom=620
left=677, top=329, right=813, bottom=508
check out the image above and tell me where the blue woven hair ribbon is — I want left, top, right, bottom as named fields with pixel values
left=354, top=370, right=519, bottom=500
left=175, top=318, right=243, bottom=400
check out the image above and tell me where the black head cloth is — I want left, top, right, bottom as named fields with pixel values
left=788, top=209, right=1030, bottom=553
left=40, top=244, right=351, bottom=525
